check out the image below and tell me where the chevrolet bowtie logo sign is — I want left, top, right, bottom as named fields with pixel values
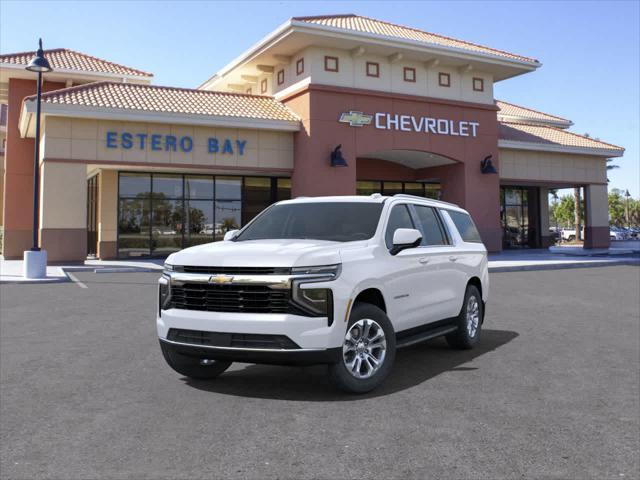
left=209, top=274, right=234, bottom=285
left=338, top=111, right=373, bottom=127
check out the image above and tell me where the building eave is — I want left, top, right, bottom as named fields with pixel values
left=19, top=100, right=301, bottom=138
left=497, top=114, right=573, bottom=129
left=0, top=61, right=153, bottom=83
left=498, top=139, right=624, bottom=158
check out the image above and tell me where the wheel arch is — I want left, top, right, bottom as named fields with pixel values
left=353, top=287, right=387, bottom=313
left=466, top=276, right=485, bottom=323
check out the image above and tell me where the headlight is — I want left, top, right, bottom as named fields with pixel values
left=163, top=263, right=174, bottom=273
left=158, top=275, right=171, bottom=314
left=291, top=264, right=341, bottom=278
left=290, top=264, right=339, bottom=323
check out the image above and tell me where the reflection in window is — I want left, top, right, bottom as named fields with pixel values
left=216, top=201, right=241, bottom=241
left=118, top=197, right=150, bottom=257
left=243, top=177, right=272, bottom=225
left=117, top=173, right=291, bottom=257
left=356, top=181, right=382, bottom=196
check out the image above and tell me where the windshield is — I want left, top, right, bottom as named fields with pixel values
left=235, top=202, right=383, bottom=242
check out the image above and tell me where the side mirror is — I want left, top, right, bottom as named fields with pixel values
left=390, top=228, right=422, bottom=255
left=223, top=229, right=239, bottom=241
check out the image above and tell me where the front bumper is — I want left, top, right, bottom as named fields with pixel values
left=160, top=338, right=341, bottom=365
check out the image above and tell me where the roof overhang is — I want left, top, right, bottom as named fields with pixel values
left=200, top=19, right=540, bottom=89
left=498, top=139, right=624, bottom=158
left=19, top=99, right=301, bottom=138
left=0, top=62, right=152, bottom=86
left=497, top=114, right=573, bottom=129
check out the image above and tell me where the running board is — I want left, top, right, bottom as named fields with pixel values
left=396, top=325, right=458, bottom=348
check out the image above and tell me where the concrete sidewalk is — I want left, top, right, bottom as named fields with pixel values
left=1, top=250, right=637, bottom=283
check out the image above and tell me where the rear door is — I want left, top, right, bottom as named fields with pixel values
left=409, top=204, right=463, bottom=323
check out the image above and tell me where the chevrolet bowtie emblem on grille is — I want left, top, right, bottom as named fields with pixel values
left=209, top=274, right=234, bottom=284
left=338, top=111, right=373, bottom=127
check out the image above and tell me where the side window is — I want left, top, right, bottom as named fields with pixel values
left=448, top=210, right=483, bottom=243
left=385, top=204, right=414, bottom=249
left=414, top=206, right=448, bottom=246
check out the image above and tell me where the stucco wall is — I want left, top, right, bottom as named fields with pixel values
left=42, top=117, right=294, bottom=171
left=273, top=46, right=494, bottom=105
left=499, top=148, right=607, bottom=184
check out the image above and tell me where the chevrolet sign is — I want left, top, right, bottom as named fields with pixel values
left=338, top=111, right=374, bottom=127
left=209, top=274, right=234, bottom=284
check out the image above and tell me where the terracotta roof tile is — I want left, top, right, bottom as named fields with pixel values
left=27, top=82, right=299, bottom=122
left=499, top=122, right=623, bottom=153
left=293, top=14, right=538, bottom=64
left=496, top=100, right=571, bottom=126
left=0, top=48, right=152, bottom=78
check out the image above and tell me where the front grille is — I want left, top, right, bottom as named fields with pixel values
left=170, top=284, right=290, bottom=313
left=167, top=328, right=300, bottom=349
left=177, top=266, right=291, bottom=275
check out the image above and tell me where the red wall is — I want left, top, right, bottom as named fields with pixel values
left=283, top=85, right=502, bottom=251
left=2, top=78, right=66, bottom=259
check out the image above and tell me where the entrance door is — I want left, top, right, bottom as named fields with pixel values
left=500, top=186, right=540, bottom=248
left=87, top=175, right=99, bottom=257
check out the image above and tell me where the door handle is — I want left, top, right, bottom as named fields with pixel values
left=419, top=257, right=430, bottom=265
left=448, top=255, right=459, bottom=262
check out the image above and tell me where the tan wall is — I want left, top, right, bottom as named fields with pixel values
left=98, top=169, right=118, bottom=243
left=272, top=46, right=494, bottom=104
left=499, top=149, right=607, bottom=184
left=40, top=162, right=86, bottom=229
left=42, top=117, right=294, bottom=170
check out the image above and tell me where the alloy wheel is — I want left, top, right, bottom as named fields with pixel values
left=343, top=318, right=387, bottom=379
left=466, top=295, right=480, bottom=338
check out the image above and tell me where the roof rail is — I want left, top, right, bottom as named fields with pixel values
left=392, top=193, right=458, bottom=208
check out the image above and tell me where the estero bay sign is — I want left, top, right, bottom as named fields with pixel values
left=339, top=111, right=480, bottom=137
left=105, top=131, right=248, bottom=155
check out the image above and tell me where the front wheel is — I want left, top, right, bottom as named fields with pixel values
left=446, top=285, right=483, bottom=350
left=160, top=341, right=232, bottom=380
left=328, top=303, right=396, bottom=394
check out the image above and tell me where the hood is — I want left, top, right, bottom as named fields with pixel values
left=166, top=239, right=363, bottom=268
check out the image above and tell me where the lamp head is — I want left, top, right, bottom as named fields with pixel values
left=330, top=144, right=348, bottom=167
left=26, top=39, right=53, bottom=73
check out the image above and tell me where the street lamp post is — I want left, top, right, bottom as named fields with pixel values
left=23, top=39, right=52, bottom=279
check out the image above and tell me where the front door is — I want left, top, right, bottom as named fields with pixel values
left=87, top=175, right=99, bottom=257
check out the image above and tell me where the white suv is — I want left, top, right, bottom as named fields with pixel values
left=158, top=194, right=489, bottom=393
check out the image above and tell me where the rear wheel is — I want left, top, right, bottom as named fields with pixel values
left=328, top=303, right=396, bottom=394
left=160, top=341, right=232, bottom=380
left=446, top=285, right=483, bottom=350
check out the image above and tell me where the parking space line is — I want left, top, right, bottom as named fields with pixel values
left=66, top=272, right=88, bottom=289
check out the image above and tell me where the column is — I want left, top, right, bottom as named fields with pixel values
left=539, top=187, right=552, bottom=247
left=98, top=170, right=118, bottom=259
left=39, top=161, right=88, bottom=261
left=584, top=184, right=610, bottom=249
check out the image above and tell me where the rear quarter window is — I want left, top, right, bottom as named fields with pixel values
left=447, top=210, right=483, bottom=243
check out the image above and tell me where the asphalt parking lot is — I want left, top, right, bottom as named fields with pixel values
left=1, top=266, right=639, bottom=479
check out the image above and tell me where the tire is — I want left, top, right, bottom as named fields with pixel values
left=328, top=302, right=396, bottom=394
left=567, top=235, right=575, bottom=242
left=446, top=285, right=483, bottom=350
left=160, top=341, right=232, bottom=380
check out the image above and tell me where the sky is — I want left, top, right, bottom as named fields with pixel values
left=1, top=0, right=638, bottom=197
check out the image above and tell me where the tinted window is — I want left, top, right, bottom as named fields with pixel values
left=236, top=202, right=383, bottom=242
left=414, top=206, right=447, bottom=246
left=449, top=210, right=483, bottom=243
left=385, top=204, right=415, bottom=249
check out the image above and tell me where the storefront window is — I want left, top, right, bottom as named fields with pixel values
left=276, top=178, right=291, bottom=201
left=357, top=180, right=441, bottom=199
left=243, top=177, right=272, bottom=225
left=117, top=173, right=289, bottom=258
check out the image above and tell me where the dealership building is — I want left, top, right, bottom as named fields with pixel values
left=0, top=14, right=624, bottom=261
